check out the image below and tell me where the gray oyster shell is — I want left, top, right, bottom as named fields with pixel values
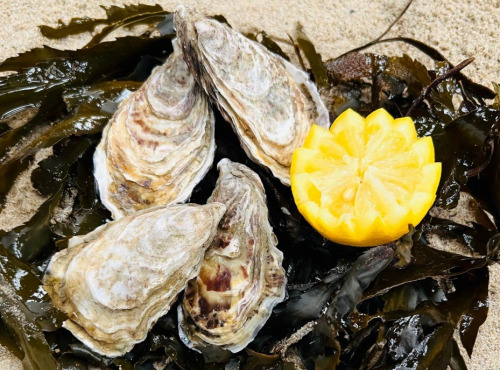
left=178, top=159, right=286, bottom=356
left=43, top=203, right=226, bottom=357
left=94, top=40, right=215, bottom=219
left=174, top=6, right=329, bottom=186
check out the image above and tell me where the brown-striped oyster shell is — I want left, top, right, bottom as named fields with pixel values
left=94, top=40, right=215, bottom=219
left=174, top=6, right=329, bottom=186
left=178, top=159, right=286, bottom=356
left=43, top=203, right=225, bottom=357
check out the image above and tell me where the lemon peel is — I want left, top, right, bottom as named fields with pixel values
left=291, top=108, right=441, bottom=247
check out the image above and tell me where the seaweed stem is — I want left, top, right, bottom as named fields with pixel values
left=406, top=57, right=474, bottom=116
left=287, top=33, right=306, bottom=71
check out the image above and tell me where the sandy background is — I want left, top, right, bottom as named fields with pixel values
left=0, top=0, right=499, bottom=368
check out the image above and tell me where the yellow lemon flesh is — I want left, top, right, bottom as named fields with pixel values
left=290, top=108, right=441, bottom=247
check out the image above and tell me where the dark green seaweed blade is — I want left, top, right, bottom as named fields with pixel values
left=281, top=246, right=394, bottom=369
left=450, top=340, right=468, bottom=370
left=0, top=274, right=58, bottom=369
left=0, top=81, right=138, bottom=170
left=343, top=268, right=489, bottom=369
left=458, top=267, right=489, bottom=357
left=295, top=24, right=329, bottom=89
left=0, top=35, right=171, bottom=120
left=364, top=241, right=487, bottom=300
left=0, top=137, right=94, bottom=262
left=0, top=245, right=64, bottom=369
left=39, top=4, right=166, bottom=39
left=0, top=156, right=33, bottom=212
left=50, top=147, right=111, bottom=239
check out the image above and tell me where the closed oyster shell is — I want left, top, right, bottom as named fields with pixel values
left=174, top=6, right=329, bottom=186
left=43, top=203, right=225, bottom=357
left=178, top=159, right=286, bottom=357
left=94, top=40, right=215, bottom=219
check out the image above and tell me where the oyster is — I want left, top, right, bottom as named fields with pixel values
left=94, top=40, right=215, bottom=219
left=174, top=6, right=330, bottom=186
left=178, top=159, right=286, bottom=357
left=43, top=203, right=225, bottom=357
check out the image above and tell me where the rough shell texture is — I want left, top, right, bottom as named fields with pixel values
left=174, top=6, right=329, bottom=186
left=43, top=203, right=226, bottom=357
left=178, top=159, right=286, bottom=357
left=94, top=40, right=215, bottom=219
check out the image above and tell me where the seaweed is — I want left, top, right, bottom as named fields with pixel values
left=0, top=3, right=498, bottom=369
left=39, top=4, right=171, bottom=47
left=0, top=245, right=64, bottom=369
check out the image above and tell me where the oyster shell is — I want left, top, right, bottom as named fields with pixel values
left=94, top=40, right=215, bottom=219
left=178, top=159, right=286, bottom=357
left=174, top=6, right=330, bottom=186
left=43, top=203, right=225, bottom=357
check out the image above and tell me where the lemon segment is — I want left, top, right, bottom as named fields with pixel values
left=290, top=108, right=441, bottom=247
left=329, top=109, right=365, bottom=158
left=393, top=117, right=418, bottom=144
left=302, top=125, right=347, bottom=159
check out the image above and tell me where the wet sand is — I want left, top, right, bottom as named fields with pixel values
left=0, top=0, right=499, bottom=368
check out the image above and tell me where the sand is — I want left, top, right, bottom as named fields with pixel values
left=0, top=0, right=499, bottom=368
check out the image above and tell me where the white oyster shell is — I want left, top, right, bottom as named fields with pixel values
left=43, top=203, right=226, bottom=357
left=174, top=6, right=329, bottom=186
left=94, top=40, right=215, bottom=219
left=178, top=159, right=286, bottom=356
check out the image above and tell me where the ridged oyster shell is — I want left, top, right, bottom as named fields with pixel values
left=94, top=40, right=215, bottom=219
left=178, top=159, right=286, bottom=356
left=43, top=203, right=225, bottom=357
left=174, top=6, right=330, bottom=186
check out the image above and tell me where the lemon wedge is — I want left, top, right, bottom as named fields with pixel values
left=291, top=108, right=441, bottom=247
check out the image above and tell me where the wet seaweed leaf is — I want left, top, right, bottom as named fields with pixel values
left=0, top=245, right=60, bottom=369
left=85, top=12, right=171, bottom=48
left=243, top=349, right=279, bottom=370
left=0, top=320, right=24, bottom=361
left=268, top=270, right=345, bottom=329
left=486, top=233, right=500, bottom=260
left=156, top=13, right=175, bottom=36
left=364, top=241, right=487, bottom=299
left=0, top=155, right=32, bottom=212
left=345, top=269, right=488, bottom=368
left=0, top=137, right=93, bottom=262
left=295, top=24, right=329, bottom=89
left=394, top=226, right=415, bottom=268
left=402, top=322, right=454, bottom=369
left=50, top=149, right=111, bottom=238
left=0, top=246, right=65, bottom=330
left=458, top=267, right=489, bottom=357
left=493, top=83, right=500, bottom=110
left=384, top=54, right=431, bottom=97
left=32, top=137, right=94, bottom=198
left=39, top=4, right=166, bottom=39
left=450, top=340, right=468, bottom=370
left=329, top=245, right=395, bottom=318
left=0, top=35, right=171, bottom=119
left=0, top=190, right=62, bottom=262
left=0, top=81, right=137, bottom=174
left=210, top=14, right=231, bottom=26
